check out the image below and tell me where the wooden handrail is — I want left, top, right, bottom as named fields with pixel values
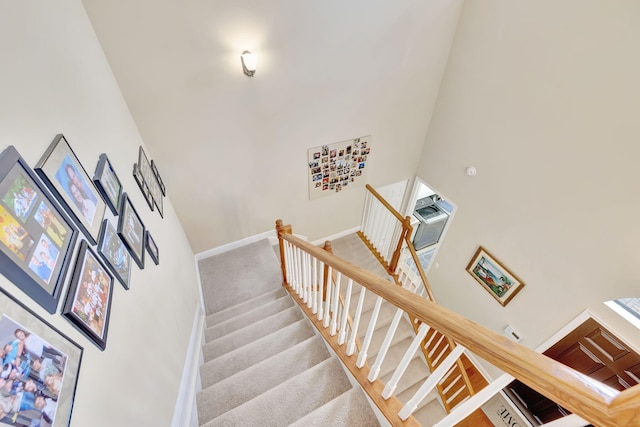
left=365, top=184, right=406, bottom=223
left=279, top=231, right=633, bottom=427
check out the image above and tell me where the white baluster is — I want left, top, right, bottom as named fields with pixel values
left=338, top=278, right=353, bottom=345
left=432, top=373, right=514, bottom=427
left=347, top=286, right=366, bottom=356
left=323, top=267, right=333, bottom=328
left=330, top=272, right=341, bottom=336
left=368, top=308, right=404, bottom=382
left=356, top=296, right=383, bottom=368
left=382, top=323, right=430, bottom=399
left=317, top=261, right=324, bottom=321
left=398, top=345, right=466, bottom=420
left=301, top=251, right=309, bottom=304
left=311, top=257, right=318, bottom=314
left=305, top=252, right=312, bottom=308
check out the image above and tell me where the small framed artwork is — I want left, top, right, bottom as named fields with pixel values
left=97, top=219, right=132, bottom=289
left=0, top=145, right=78, bottom=313
left=34, top=134, right=106, bottom=245
left=62, top=240, right=114, bottom=351
left=148, top=174, right=163, bottom=218
left=132, top=164, right=154, bottom=211
left=466, top=246, right=525, bottom=306
left=137, top=146, right=153, bottom=187
left=0, top=286, right=83, bottom=425
left=151, top=160, right=166, bottom=196
left=145, top=230, right=159, bottom=265
left=117, top=193, right=145, bottom=269
left=93, top=153, right=122, bottom=216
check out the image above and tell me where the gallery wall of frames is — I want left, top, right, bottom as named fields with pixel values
left=0, top=136, right=165, bottom=426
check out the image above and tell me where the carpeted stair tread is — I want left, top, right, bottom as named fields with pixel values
left=357, top=300, right=400, bottom=340
left=198, top=238, right=282, bottom=314
left=412, top=396, right=448, bottom=426
left=206, top=287, right=287, bottom=327
left=382, top=357, right=432, bottom=404
left=364, top=317, right=414, bottom=362
left=204, top=295, right=294, bottom=342
left=371, top=336, right=420, bottom=380
left=289, top=387, right=380, bottom=427
left=200, top=318, right=315, bottom=388
left=196, top=336, right=330, bottom=423
left=203, top=306, right=303, bottom=361
left=201, top=358, right=353, bottom=427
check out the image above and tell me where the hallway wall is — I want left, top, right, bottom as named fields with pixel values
left=0, top=2, right=200, bottom=425
left=416, top=0, right=640, bottom=368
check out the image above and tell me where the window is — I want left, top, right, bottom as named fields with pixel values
left=606, top=298, right=640, bottom=329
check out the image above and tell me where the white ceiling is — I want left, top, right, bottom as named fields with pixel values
left=80, top=0, right=463, bottom=252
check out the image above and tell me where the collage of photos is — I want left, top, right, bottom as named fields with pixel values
left=0, top=315, right=67, bottom=426
left=307, top=136, right=371, bottom=200
left=0, top=166, right=72, bottom=295
left=63, top=242, right=113, bottom=350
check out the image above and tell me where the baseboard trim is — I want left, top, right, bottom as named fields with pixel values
left=194, top=230, right=278, bottom=260
left=310, top=226, right=360, bottom=246
left=193, top=226, right=359, bottom=261
left=171, top=302, right=206, bottom=427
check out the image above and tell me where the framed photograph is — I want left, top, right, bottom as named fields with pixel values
left=97, top=219, right=132, bottom=290
left=466, top=246, right=525, bottom=306
left=151, top=160, right=166, bottom=196
left=34, top=134, right=106, bottom=245
left=93, top=154, right=122, bottom=216
left=62, top=240, right=114, bottom=351
left=137, top=146, right=153, bottom=188
left=0, top=286, right=83, bottom=426
left=132, top=164, right=153, bottom=211
left=145, top=230, right=159, bottom=265
left=0, top=145, right=78, bottom=314
left=117, top=193, right=145, bottom=269
left=148, top=174, right=163, bottom=218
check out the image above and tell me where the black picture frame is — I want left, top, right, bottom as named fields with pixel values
left=117, top=193, right=145, bottom=269
left=34, top=134, right=106, bottom=245
left=62, top=240, right=114, bottom=351
left=137, top=146, right=153, bottom=187
left=151, top=160, right=166, bottom=196
left=0, top=286, right=83, bottom=426
left=0, top=145, right=78, bottom=314
left=145, top=230, right=159, bottom=265
left=93, top=153, right=122, bottom=216
left=132, top=164, right=153, bottom=211
left=97, top=219, right=132, bottom=290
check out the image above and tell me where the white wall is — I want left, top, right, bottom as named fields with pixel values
left=0, top=1, right=201, bottom=425
left=417, top=0, right=640, bottom=368
left=80, top=0, right=465, bottom=253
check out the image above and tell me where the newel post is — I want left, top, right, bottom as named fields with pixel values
left=275, top=219, right=292, bottom=286
left=388, top=216, right=413, bottom=274
left=322, top=241, right=333, bottom=301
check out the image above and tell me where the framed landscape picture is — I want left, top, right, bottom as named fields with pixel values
left=62, top=240, right=114, bottom=351
left=466, top=246, right=525, bottom=306
left=0, top=287, right=83, bottom=426
left=93, top=153, right=122, bottom=216
left=97, top=219, right=132, bottom=290
left=117, top=193, right=145, bottom=269
left=34, top=134, right=106, bottom=245
left=0, top=145, right=78, bottom=313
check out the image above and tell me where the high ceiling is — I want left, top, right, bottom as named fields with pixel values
left=80, top=0, right=463, bottom=252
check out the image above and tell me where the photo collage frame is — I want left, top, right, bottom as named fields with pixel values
left=307, top=135, right=371, bottom=200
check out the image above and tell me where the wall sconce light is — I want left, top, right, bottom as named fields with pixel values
left=241, top=50, right=257, bottom=77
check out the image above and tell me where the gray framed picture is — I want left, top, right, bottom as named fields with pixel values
left=34, top=134, right=106, bottom=245
left=0, top=286, right=83, bottom=425
left=117, top=192, right=145, bottom=269
left=97, top=219, right=132, bottom=289
left=93, top=153, right=122, bottom=216
left=0, top=145, right=78, bottom=313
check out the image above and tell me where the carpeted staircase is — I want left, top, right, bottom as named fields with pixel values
left=195, top=238, right=380, bottom=426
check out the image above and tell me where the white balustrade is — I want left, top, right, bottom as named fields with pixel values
left=347, top=287, right=366, bottom=356
left=398, top=345, right=466, bottom=420
left=323, top=267, right=333, bottom=328
left=338, top=278, right=353, bottom=345
left=357, top=296, right=383, bottom=368
left=382, top=323, right=431, bottom=399
left=368, top=308, right=404, bottom=382
left=330, top=272, right=342, bottom=336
